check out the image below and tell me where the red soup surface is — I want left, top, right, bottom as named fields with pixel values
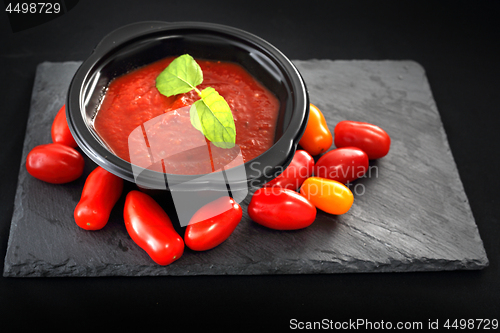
left=93, top=57, right=280, bottom=175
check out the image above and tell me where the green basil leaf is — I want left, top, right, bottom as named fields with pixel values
left=190, top=87, right=236, bottom=148
left=155, top=54, right=203, bottom=97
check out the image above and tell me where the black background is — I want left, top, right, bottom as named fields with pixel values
left=1, top=0, right=499, bottom=330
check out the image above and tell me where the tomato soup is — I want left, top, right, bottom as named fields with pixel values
left=93, top=56, right=280, bottom=175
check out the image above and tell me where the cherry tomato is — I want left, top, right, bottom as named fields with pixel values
left=300, top=177, right=353, bottom=215
left=248, top=187, right=316, bottom=230
left=314, top=147, right=369, bottom=184
left=123, top=190, right=184, bottom=265
left=26, top=143, right=84, bottom=184
left=51, top=105, right=77, bottom=148
left=184, top=196, right=243, bottom=251
left=298, top=103, right=333, bottom=156
left=265, top=150, right=315, bottom=190
left=334, top=120, right=390, bottom=159
left=74, top=166, right=124, bottom=231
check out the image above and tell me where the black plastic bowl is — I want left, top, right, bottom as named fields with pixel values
left=67, top=21, right=309, bottom=192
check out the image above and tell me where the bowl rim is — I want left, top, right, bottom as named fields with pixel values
left=66, top=21, right=309, bottom=191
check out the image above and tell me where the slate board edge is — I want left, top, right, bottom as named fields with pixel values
left=4, top=256, right=487, bottom=278
left=363, top=59, right=488, bottom=266
left=3, top=62, right=54, bottom=276
left=412, top=58, right=488, bottom=267
left=3, top=61, right=83, bottom=277
left=293, top=58, right=488, bottom=268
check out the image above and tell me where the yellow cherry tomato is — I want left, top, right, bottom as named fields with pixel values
left=298, top=104, right=333, bottom=156
left=300, top=177, right=353, bottom=215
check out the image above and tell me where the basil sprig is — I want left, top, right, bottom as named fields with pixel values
left=156, top=54, right=236, bottom=148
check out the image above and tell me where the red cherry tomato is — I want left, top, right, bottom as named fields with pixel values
left=248, top=187, right=317, bottom=230
left=26, top=143, right=84, bottom=184
left=74, top=166, right=124, bottom=231
left=334, top=120, right=391, bottom=159
left=298, top=104, right=333, bottom=156
left=314, top=147, right=369, bottom=184
left=265, top=150, right=315, bottom=190
left=123, top=190, right=184, bottom=265
left=184, top=196, right=243, bottom=251
left=51, top=105, right=77, bottom=148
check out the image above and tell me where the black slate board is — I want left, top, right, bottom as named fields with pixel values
left=3, top=60, right=488, bottom=277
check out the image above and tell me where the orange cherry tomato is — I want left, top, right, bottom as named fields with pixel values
left=74, top=166, right=124, bottom=231
left=300, top=177, right=353, bottom=215
left=298, top=104, right=333, bottom=156
left=51, top=105, right=77, bottom=148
